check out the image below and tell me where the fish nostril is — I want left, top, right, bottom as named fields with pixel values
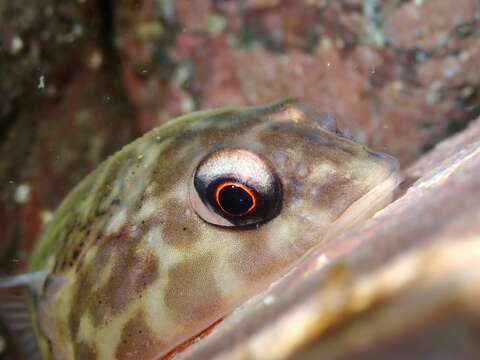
left=311, top=112, right=352, bottom=138
left=312, top=112, right=338, bottom=133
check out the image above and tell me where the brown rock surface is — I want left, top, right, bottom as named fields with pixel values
left=0, top=1, right=135, bottom=271
left=115, top=0, right=480, bottom=163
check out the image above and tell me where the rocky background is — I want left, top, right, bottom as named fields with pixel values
left=0, top=0, right=479, bottom=357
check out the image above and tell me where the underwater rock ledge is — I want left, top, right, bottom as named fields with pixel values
left=177, top=116, right=480, bottom=360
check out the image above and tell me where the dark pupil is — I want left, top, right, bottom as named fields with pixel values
left=218, top=185, right=253, bottom=216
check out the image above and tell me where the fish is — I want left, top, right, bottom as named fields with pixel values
left=0, top=98, right=401, bottom=359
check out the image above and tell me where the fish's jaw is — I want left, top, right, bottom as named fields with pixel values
left=326, top=170, right=403, bottom=241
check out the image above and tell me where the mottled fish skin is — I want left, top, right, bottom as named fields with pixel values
left=27, top=99, right=400, bottom=359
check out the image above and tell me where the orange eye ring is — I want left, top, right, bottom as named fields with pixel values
left=214, top=181, right=257, bottom=216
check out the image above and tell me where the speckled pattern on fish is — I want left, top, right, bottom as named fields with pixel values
left=24, top=99, right=400, bottom=359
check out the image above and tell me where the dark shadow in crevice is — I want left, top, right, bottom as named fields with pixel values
left=97, top=0, right=117, bottom=71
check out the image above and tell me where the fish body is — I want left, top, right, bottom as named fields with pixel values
left=4, top=99, right=400, bottom=359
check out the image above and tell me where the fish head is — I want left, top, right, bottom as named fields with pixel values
left=30, top=99, right=400, bottom=359
left=139, top=98, right=400, bottom=330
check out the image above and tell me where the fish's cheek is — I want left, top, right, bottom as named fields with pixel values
left=230, top=242, right=282, bottom=286
left=226, top=224, right=293, bottom=293
left=164, top=253, right=224, bottom=324
left=115, top=310, right=165, bottom=360
left=74, top=342, right=98, bottom=360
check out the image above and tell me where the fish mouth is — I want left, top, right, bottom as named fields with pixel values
left=326, top=170, right=403, bottom=241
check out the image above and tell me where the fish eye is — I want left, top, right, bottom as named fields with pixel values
left=190, top=148, right=281, bottom=227
left=214, top=180, right=257, bottom=216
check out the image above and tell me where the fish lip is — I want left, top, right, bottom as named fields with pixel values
left=367, top=149, right=401, bottom=173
